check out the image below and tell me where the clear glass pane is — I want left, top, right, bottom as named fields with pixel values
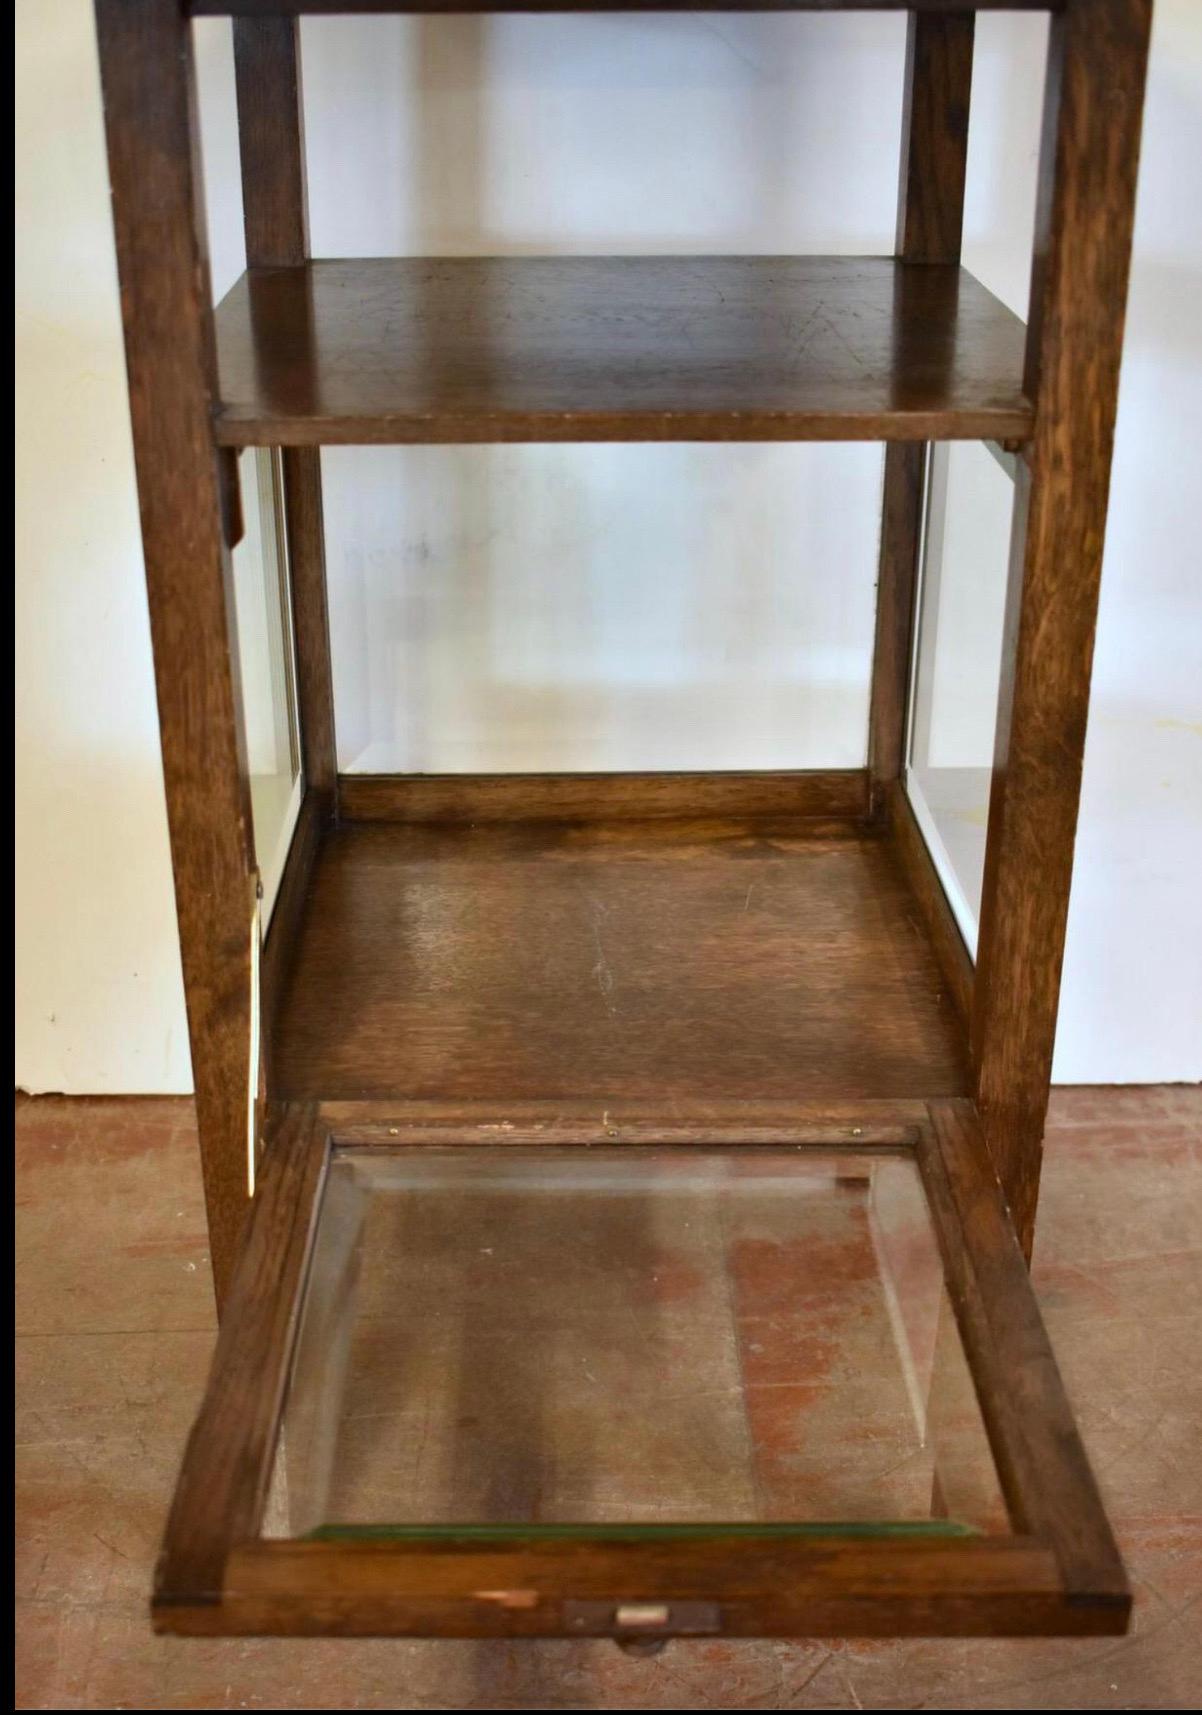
left=324, top=443, right=880, bottom=774
left=230, top=448, right=301, bottom=919
left=906, top=442, right=1015, bottom=955
left=264, top=1148, right=1005, bottom=1540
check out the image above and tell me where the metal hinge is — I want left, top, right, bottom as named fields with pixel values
left=218, top=447, right=244, bottom=549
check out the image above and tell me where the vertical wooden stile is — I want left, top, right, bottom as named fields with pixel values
left=868, top=10, right=976, bottom=818
left=95, top=0, right=259, bottom=1309
left=973, top=0, right=1153, bottom=1252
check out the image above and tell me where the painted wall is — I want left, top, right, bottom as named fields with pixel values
left=16, top=0, right=189, bottom=1093
left=14, top=0, right=1201, bottom=1092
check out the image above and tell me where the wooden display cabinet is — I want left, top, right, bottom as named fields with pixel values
left=94, top=0, right=1152, bottom=1646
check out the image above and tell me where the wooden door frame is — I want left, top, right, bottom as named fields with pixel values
left=150, top=1101, right=1127, bottom=1638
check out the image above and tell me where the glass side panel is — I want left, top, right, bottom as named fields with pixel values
left=230, top=447, right=302, bottom=922
left=264, top=1148, right=1006, bottom=1539
left=906, top=441, right=1015, bottom=956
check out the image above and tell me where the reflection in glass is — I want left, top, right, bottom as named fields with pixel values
left=230, top=448, right=301, bottom=920
left=264, top=1148, right=1006, bottom=1540
left=906, top=442, right=1014, bottom=953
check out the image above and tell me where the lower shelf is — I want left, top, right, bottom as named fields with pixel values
left=270, top=815, right=969, bottom=1108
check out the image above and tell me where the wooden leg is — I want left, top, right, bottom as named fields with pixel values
left=95, top=0, right=257, bottom=1310
left=972, top=0, right=1153, bottom=1254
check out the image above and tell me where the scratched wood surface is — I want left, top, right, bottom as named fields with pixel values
left=212, top=257, right=1032, bottom=446
left=270, top=821, right=969, bottom=1105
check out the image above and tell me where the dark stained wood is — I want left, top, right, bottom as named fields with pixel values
left=233, top=18, right=339, bottom=803
left=192, top=2, right=1060, bottom=15
left=217, top=446, right=245, bottom=549
left=281, top=449, right=338, bottom=798
left=322, top=1103, right=925, bottom=1146
left=211, top=258, right=1033, bottom=446
left=151, top=1101, right=1126, bottom=1639
left=869, top=12, right=975, bottom=817
left=887, top=780, right=973, bottom=1026
left=868, top=444, right=925, bottom=814
left=233, top=16, right=308, bottom=268
left=261, top=788, right=331, bottom=1078
left=338, top=769, right=868, bottom=826
left=154, top=1105, right=329, bottom=1606
left=158, top=1535, right=1127, bottom=1641
left=272, top=819, right=969, bottom=1106
left=920, top=1101, right=1129, bottom=1607
left=94, top=0, right=257, bottom=1310
left=971, top=0, right=1153, bottom=1253
left=895, top=11, right=976, bottom=265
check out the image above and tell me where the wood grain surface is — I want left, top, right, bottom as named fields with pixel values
left=169, top=1534, right=1111, bottom=1640
left=212, top=257, right=1032, bottom=445
left=234, top=16, right=339, bottom=803
left=270, top=819, right=969, bottom=1105
left=94, top=0, right=258, bottom=1309
left=337, top=770, right=868, bottom=825
left=921, top=1101, right=1129, bottom=1606
left=154, top=1106, right=329, bottom=1605
left=869, top=9, right=975, bottom=816
left=972, top=0, right=1153, bottom=1252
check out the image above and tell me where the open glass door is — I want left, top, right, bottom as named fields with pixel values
left=154, top=1104, right=1127, bottom=1642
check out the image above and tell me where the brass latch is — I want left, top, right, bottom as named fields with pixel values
left=563, top=1600, right=722, bottom=1655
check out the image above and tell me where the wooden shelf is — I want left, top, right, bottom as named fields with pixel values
left=270, top=815, right=969, bottom=1108
left=212, top=257, right=1032, bottom=447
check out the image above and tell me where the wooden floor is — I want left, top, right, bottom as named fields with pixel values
left=271, top=818, right=968, bottom=1106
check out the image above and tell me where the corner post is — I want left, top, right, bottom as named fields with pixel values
left=972, top=0, right=1153, bottom=1253
left=94, top=0, right=258, bottom=1308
